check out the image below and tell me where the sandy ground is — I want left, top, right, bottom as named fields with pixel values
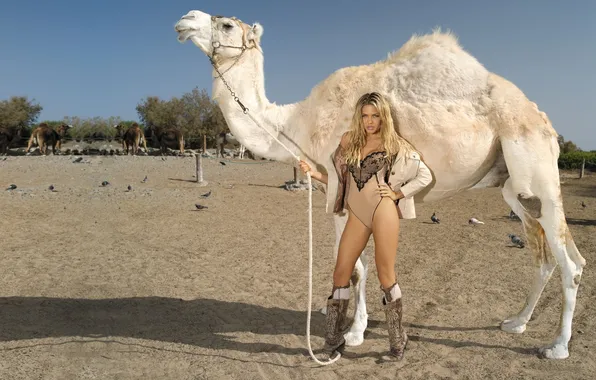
left=0, top=154, right=594, bottom=380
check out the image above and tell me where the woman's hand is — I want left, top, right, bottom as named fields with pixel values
left=378, top=184, right=399, bottom=201
left=298, top=160, right=328, bottom=184
left=299, top=160, right=314, bottom=175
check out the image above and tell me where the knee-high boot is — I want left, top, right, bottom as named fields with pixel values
left=323, top=293, right=349, bottom=356
left=382, top=283, right=408, bottom=360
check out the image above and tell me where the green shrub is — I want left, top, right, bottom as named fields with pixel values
left=558, top=151, right=596, bottom=171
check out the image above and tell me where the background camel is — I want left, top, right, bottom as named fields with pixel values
left=114, top=123, right=147, bottom=155
left=145, top=125, right=184, bottom=155
left=26, top=123, right=71, bottom=155
left=175, top=10, right=586, bottom=359
left=0, top=126, right=24, bottom=155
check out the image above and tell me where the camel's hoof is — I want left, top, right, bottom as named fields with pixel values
left=500, top=318, right=527, bottom=334
left=344, top=331, right=364, bottom=346
left=538, top=344, right=569, bottom=359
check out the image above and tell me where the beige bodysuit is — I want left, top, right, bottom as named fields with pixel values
left=346, top=151, right=393, bottom=229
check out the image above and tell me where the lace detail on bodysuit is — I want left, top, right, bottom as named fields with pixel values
left=348, top=152, right=388, bottom=191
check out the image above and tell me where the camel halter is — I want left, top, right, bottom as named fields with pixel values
left=208, top=16, right=256, bottom=80
left=206, top=22, right=341, bottom=366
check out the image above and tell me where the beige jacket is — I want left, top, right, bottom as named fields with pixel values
left=326, top=144, right=432, bottom=219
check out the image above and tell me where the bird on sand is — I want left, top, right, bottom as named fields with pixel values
left=431, top=212, right=440, bottom=224
left=508, top=234, right=525, bottom=248
left=468, top=217, right=485, bottom=226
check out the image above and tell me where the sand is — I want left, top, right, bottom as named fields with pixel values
left=0, top=154, right=594, bottom=379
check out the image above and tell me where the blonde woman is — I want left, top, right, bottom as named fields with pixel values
left=299, top=92, right=432, bottom=361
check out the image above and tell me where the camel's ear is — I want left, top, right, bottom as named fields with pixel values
left=248, top=23, right=263, bottom=43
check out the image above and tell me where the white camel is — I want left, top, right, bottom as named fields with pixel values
left=175, top=11, right=586, bottom=359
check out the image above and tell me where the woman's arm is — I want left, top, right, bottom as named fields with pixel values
left=311, top=170, right=328, bottom=185
left=298, top=160, right=328, bottom=185
left=399, top=159, right=432, bottom=199
left=298, top=133, right=349, bottom=186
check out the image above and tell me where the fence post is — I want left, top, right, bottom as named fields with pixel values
left=580, top=157, right=585, bottom=179
left=196, top=154, right=207, bottom=185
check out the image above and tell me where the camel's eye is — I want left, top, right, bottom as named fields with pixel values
left=222, top=23, right=234, bottom=30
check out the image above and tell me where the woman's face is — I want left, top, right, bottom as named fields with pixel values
left=361, top=104, right=382, bottom=136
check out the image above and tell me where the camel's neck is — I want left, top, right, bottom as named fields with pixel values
left=211, top=49, right=301, bottom=162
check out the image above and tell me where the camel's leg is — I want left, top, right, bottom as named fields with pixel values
left=500, top=178, right=556, bottom=333
left=538, top=202, right=585, bottom=359
left=26, top=134, right=35, bottom=153
left=323, top=213, right=368, bottom=347
left=501, top=135, right=586, bottom=359
left=39, top=137, right=46, bottom=155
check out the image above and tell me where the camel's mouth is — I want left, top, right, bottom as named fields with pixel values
left=175, top=11, right=216, bottom=54
left=174, top=22, right=196, bottom=43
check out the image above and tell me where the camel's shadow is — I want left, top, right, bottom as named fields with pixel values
left=0, top=297, right=322, bottom=355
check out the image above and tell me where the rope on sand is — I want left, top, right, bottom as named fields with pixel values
left=240, top=112, right=340, bottom=366
left=212, top=55, right=339, bottom=364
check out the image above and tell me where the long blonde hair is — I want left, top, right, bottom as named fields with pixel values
left=344, top=92, right=415, bottom=166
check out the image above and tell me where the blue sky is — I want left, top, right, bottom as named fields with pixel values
left=1, top=1, right=594, bottom=149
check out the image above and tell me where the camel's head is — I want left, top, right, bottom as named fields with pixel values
left=57, top=124, right=72, bottom=136
left=175, top=10, right=263, bottom=60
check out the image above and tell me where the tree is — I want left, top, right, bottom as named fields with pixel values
left=562, top=140, right=580, bottom=154
left=557, top=134, right=565, bottom=151
left=557, top=134, right=581, bottom=154
left=136, top=87, right=228, bottom=149
left=0, top=96, right=43, bottom=128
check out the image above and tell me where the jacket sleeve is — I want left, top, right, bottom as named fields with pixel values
left=332, top=143, right=347, bottom=182
left=399, top=153, right=432, bottom=199
left=331, top=143, right=349, bottom=212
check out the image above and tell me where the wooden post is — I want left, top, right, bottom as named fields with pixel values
left=293, top=166, right=299, bottom=183
left=203, top=134, right=207, bottom=154
left=580, top=157, right=585, bottom=179
left=196, top=154, right=203, bottom=183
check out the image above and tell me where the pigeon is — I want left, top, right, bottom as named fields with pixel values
left=141, top=175, right=148, bottom=183
left=581, top=201, right=587, bottom=209
left=508, top=234, right=525, bottom=248
left=195, top=203, right=208, bottom=210
left=431, top=212, right=440, bottom=224
left=219, top=161, right=227, bottom=166
left=48, top=185, right=55, bottom=192
left=5, top=184, right=17, bottom=191
left=127, top=185, right=132, bottom=192
left=73, top=157, right=83, bottom=163
left=200, top=190, right=212, bottom=198
left=468, top=217, right=485, bottom=226
left=101, top=181, right=110, bottom=187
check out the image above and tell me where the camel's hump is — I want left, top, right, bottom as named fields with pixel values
left=384, top=30, right=490, bottom=102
